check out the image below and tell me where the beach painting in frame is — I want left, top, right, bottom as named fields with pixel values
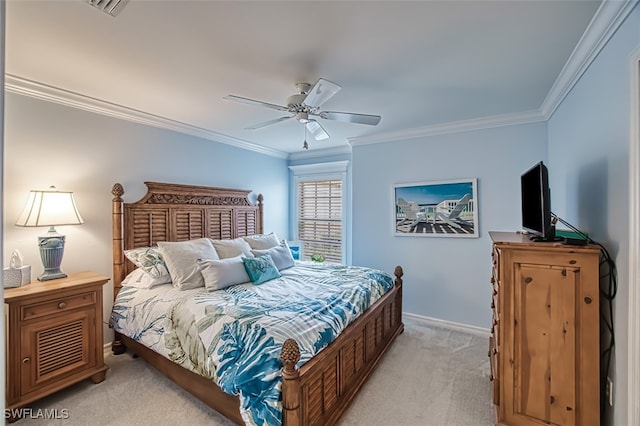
left=394, top=178, right=478, bottom=237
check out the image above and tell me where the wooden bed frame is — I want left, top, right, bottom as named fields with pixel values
left=111, top=181, right=404, bottom=425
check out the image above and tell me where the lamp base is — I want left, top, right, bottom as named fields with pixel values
left=38, top=232, right=67, bottom=282
left=38, top=270, right=68, bottom=281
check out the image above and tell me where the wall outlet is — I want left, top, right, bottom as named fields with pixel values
left=606, top=377, right=614, bottom=406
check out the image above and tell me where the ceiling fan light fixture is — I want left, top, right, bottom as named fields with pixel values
left=305, top=120, right=329, bottom=141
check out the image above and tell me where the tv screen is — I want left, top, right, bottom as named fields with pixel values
left=521, top=161, right=554, bottom=240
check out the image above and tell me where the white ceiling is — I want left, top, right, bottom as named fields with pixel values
left=6, top=0, right=603, bottom=156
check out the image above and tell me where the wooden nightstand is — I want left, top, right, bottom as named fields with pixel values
left=4, top=271, right=110, bottom=420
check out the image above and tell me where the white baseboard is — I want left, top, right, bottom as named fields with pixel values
left=403, top=312, right=491, bottom=338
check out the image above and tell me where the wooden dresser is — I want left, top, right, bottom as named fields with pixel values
left=489, top=232, right=600, bottom=426
left=4, top=271, right=109, bottom=420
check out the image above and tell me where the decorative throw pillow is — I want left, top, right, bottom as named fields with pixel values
left=242, top=232, right=280, bottom=250
left=158, top=238, right=218, bottom=290
left=251, top=241, right=295, bottom=271
left=242, top=253, right=281, bottom=285
left=121, top=268, right=171, bottom=289
left=124, top=246, right=170, bottom=279
left=198, top=256, right=251, bottom=291
left=211, top=237, right=254, bottom=259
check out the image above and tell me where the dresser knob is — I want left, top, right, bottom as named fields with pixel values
left=22, top=357, right=30, bottom=364
left=58, top=302, right=67, bottom=309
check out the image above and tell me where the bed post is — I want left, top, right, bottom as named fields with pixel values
left=394, top=265, right=404, bottom=332
left=257, top=193, right=264, bottom=234
left=111, top=183, right=127, bottom=355
left=280, top=338, right=302, bottom=426
left=394, top=265, right=403, bottom=287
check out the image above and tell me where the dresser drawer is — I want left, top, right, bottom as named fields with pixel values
left=20, top=291, right=96, bottom=321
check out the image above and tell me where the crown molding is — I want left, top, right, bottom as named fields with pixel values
left=540, top=0, right=638, bottom=118
left=349, top=110, right=545, bottom=146
left=4, top=74, right=289, bottom=159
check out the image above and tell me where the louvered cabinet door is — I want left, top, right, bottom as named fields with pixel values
left=20, top=308, right=95, bottom=396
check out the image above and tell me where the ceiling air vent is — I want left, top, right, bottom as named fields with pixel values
left=87, top=0, right=130, bottom=17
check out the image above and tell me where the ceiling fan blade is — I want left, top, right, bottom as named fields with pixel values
left=305, top=120, right=330, bottom=141
left=303, top=78, right=341, bottom=108
left=246, top=116, right=293, bottom=130
left=224, top=95, right=289, bottom=112
left=319, top=111, right=381, bottom=126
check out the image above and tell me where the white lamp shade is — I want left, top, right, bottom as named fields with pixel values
left=15, top=188, right=84, bottom=227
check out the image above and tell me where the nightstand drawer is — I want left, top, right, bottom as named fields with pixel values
left=21, top=291, right=96, bottom=321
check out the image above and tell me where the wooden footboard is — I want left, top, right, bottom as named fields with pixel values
left=280, top=266, right=404, bottom=425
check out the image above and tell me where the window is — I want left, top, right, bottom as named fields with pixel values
left=289, top=161, right=349, bottom=264
left=297, top=179, right=342, bottom=263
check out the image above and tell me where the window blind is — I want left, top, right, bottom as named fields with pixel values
left=297, top=179, right=343, bottom=263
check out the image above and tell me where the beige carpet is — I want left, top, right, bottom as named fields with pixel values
left=16, top=317, right=493, bottom=425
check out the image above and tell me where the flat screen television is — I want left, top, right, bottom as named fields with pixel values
left=521, top=161, right=557, bottom=241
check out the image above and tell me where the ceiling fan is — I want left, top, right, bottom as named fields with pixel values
left=224, top=78, right=381, bottom=144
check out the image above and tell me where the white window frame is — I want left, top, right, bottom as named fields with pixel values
left=289, top=161, right=350, bottom=264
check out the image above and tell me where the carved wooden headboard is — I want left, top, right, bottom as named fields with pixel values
left=111, top=181, right=263, bottom=296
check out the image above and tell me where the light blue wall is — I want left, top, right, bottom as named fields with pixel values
left=352, top=122, right=547, bottom=328
left=547, top=5, right=640, bottom=425
left=2, top=92, right=289, bottom=342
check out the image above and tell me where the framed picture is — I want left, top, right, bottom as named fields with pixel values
left=393, top=178, right=478, bottom=238
left=287, top=241, right=303, bottom=260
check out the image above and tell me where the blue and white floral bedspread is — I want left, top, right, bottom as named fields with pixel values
left=110, top=262, right=395, bottom=425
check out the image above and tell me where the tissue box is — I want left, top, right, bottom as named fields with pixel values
left=3, top=266, right=31, bottom=288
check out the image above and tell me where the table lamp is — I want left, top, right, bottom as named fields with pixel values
left=15, top=186, right=84, bottom=281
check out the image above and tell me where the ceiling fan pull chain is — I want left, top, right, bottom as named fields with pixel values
left=303, top=126, right=309, bottom=150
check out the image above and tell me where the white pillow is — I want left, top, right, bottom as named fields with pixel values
left=121, top=268, right=171, bottom=289
left=211, top=237, right=254, bottom=259
left=243, top=232, right=280, bottom=250
left=158, top=238, right=218, bottom=290
left=197, top=256, right=251, bottom=291
left=251, top=241, right=295, bottom=271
